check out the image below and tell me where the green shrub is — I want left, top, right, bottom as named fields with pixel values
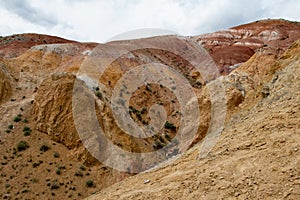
left=154, top=139, right=164, bottom=149
left=51, top=182, right=59, bottom=190
left=165, top=133, right=171, bottom=141
left=53, top=152, right=60, bottom=158
left=56, top=168, right=61, bottom=175
left=136, top=112, right=142, bottom=121
left=17, top=141, right=29, bottom=151
left=8, top=124, right=13, bottom=129
left=95, top=91, right=103, bottom=100
left=79, top=165, right=86, bottom=171
left=141, top=107, right=147, bottom=114
left=23, top=126, right=30, bottom=131
left=74, top=171, right=83, bottom=177
left=30, top=178, right=38, bottom=183
left=86, top=180, right=94, bottom=188
left=164, top=121, right=176, bottom=131
left=40, top=144, right=50, bottom=152
left=23, top=126, right=32, bottom=136
left=93, top=86, right=99, bottom=91
left=129, top=106, right=137, bottom=113
left=14, top=116, right=22, bottom=122
left=23, top=131, right=30, bottom=136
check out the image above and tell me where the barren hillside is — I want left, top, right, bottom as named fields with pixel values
left=0, top=19, right=299, bottom=200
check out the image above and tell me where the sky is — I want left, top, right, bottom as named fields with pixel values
left=0, top=0, right=299, bottom=43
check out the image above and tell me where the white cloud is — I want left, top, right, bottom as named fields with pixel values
left=0, top=0, right=299, bottom=42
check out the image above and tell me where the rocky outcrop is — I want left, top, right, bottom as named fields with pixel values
left=0, top=62, right=12, bottom=104
left=32, top=73, right=79, bottom=148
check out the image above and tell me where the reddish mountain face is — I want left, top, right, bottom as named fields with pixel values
left=1, top=19, right=300, bottom=75
left=0, top=33, right=77, bottom=59
left=193, top=19, right=300, bottom=74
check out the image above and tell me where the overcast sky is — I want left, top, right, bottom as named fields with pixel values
left=0, top=0, right=299, bottom=42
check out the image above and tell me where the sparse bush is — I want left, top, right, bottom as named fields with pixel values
left=165, top=133, right=171, bottom=141
left=21, top=189, right=30, bottom=193
left=86, top=180, right=94, bottom=187
left=164, top=121, right=176, bottom=131
left=141, top=107, right=147, bottom=114
left=79, top=165, right=86, bottom=171
left=95, top=91, right=103, bottom=99
left=129, top=106, right=137, bottom=113
left=23, top=131, right=30, bottom=136
left=153, top=139, right=164, bottom=149
left=74, top=171, right=83, bottom=177
left=53, top=152, right=60, bottom=158
left=23, top=119, right=28, bottom=123
left=23, top=126, right=31, bottom=132
left=32, top=162, right=40, bottom=168
left=56, top=168, right=61, bottom=175
left=30, top=178, right=38, bottom=183
left=17, top=141, right=29, bottom=151
left=14, top=115, right=22, bottom=122
left=12, top=148, right=17, bottom=155
left=51, top=182, right=59, bottom=189
left=40, top=144, right=50, bottom=152
left=23, top=126, right=32, bottom=136
left=93, top=86, right=99, bottom=91
left=136, top=112, right=142, bottom=121
left=70, top=186, right=76, bottom=190
left=159, top=136, right=165, bottom=143
left=57, top=165, right=66, bottom=170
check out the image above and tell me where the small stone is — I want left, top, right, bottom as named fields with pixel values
left=284, top=192, right=291, bottom=198
left=144, top=179, right=150, bottom=184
